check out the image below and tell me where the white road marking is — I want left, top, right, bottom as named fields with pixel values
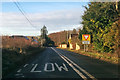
left=17, top=69, right=22, bottom=73
left=51, top=47, right=87, bottom=80
left=60, top=53, right=87, bottom=80
left=15, top=74, right=23, bottom=76
left=55, top=63, right=68, bottom=71
left=30, top=64, right=41, bottom=72
left=44, top=63, right=55, bottom=72
left=62, top=55, right=96, bottom=80
left=51, top=47, right=97, bottom=80
left=24, top=64, right=28, bottom=67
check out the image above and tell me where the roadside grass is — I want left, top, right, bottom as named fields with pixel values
left=57, top=47, right=119, bottom=64
left=2, top=46, right=45, bottom=77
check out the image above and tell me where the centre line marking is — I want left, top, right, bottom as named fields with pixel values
left=51, top=47, right=97, bottom=80
left=60, top=55, right=87, bottom=79
left=51, top=47, right=87, bottom=80
left=62, top=55, right=96, bottom=80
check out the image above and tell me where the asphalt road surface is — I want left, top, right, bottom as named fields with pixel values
left=3, top=47, right=119, bottom=80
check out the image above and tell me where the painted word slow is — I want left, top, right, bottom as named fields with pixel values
left=17, top=63, right=68, bottom=73
left=31, top=63, right=68, bottom=72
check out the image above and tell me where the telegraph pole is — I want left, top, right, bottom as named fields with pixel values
left=66, top=31, right=68, bottom=45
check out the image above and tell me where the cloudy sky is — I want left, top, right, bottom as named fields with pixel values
left=0, top=1, right=89, bottom=36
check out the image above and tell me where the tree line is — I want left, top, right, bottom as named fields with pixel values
left=79, top=2, right=120, bottom=56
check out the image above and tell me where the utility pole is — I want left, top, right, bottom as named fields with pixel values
left=66, top=31, right=68, bottom=45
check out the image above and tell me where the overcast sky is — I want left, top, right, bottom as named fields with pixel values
left=0, top=2, right=89, bottom=36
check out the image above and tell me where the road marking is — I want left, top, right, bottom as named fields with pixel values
left=60, top=55, right=87, bottom=79
left=51, top=47, right=97, bottom=80
left=24, top=64, right=28, bottom=67
left=15, top=74, right=23, bottom=76
left=31, top=63, right=68, bottom=72
left=17, top=69, right=22, bottom=73
left=30, top=64, right=41, bottom=72
left=55, top=63, right=68, bottom=71
left=62, top=55, right=96, bottom=80
left=51, top=47, right=87, bottom=80
left=44, top=63, right=55, bottom=72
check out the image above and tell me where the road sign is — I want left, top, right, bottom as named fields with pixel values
left=82, top=41, right=90, bottom=44
left=82, top=34, right=90, bottom=44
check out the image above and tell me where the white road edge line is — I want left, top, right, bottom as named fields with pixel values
left=51, top=47, right=97, bottom=80
left=51, top=47, right=87, bottom=80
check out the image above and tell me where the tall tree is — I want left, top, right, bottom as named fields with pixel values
left=72, top=28, right=77, bottom=34
left=80, top=2, right=120, bottom=53
left=41, top=25, right=48, bottom=39
left=40, top=25, right=48, bottom=46
left=40, top=25, right=55, bottom=47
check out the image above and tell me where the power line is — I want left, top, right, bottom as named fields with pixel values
left=13, top=0, right=38, bottom=30
left=12, top=0, right=39, bottom=31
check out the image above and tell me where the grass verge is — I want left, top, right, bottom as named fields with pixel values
left=2, top=46, right=45, bottom=77
left=58, top=47, right=119, bottom=64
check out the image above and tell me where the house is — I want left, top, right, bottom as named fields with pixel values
left=68, top=33, right=80, bottom=50
left=59, top=44, right=67, bottom=48
left=59, top=44, right=62, bottom=47
left=61, top=44, right=67, bottom=48
left=76, top=43, right=80, bottom=50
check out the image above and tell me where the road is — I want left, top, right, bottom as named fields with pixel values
left=3, top=47, right=119, bottom=80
